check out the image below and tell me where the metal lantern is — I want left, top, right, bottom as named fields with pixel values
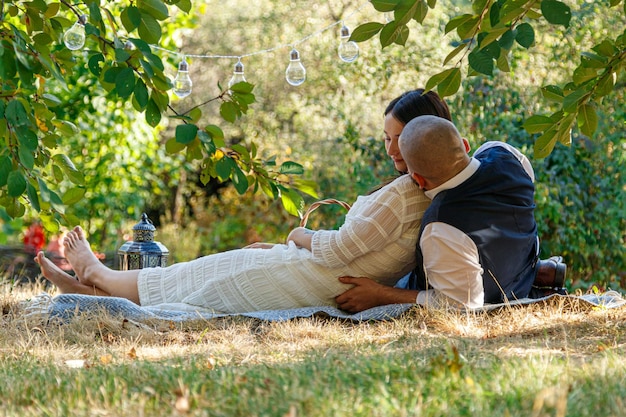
left=118, top=213, right=169, bottom=270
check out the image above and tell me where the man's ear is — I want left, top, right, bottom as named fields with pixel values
left=462, top=137, right=471, bottom=154
left=411, top=172, right=427, bottom=189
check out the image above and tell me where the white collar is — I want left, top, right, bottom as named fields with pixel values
left=424, top=158, right=481, bottom=200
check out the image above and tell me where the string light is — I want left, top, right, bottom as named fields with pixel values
left=173, top=57, right=193, bottom=98
left=63, top=2, right=374, bottom=91
left=337, top=24, right=359, bottom=62
left=228, top=58, right=246, bottom=88
left=63, top=14, right=87, bottom=50
left=285, top=48, right=306, bottom=86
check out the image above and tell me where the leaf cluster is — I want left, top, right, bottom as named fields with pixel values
left=351, top=0, right=626, bottom=158
left=1, top=0, right=313, bottom=229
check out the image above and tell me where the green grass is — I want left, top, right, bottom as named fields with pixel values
left=2, top=282, right=626, bottom=416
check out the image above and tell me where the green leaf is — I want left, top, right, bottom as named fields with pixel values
left=115, top=67, right=136, bottom=99
left=577, top=103, right=598, bottom=137
left=395, top=0, right=420, bottom=26
left=138, top=0, right=169, bottom=20
left=6, top=99, right=29, bottom=127
left=572, top=66, right=598, bottom=85
left=18, top=147, right=34, bottom=170
left=480, top=27, right=509, bottom=49
left=540, top=85, right=564, bottom=102
left=534, top=128, right=558, bottom=159
left=279, top=161, right=305, bottom=175
left=380, top=22, right=407, bottom=47
left=496, top=49, right=510, bottom=72
left=216, top=156, right=234, bottom=180
left=595, top=71, right=616, bottom=98
left=175, top=124, right=199, bottom=144
left=444, top=14, right=473, bottom=34
left=425, top=68, right=461, bottom=97
left=52, top=154, right=85, bottom=185
left=0, top=156, right=11, bottom=187
left=293, top=178, right=319, bottom=199
left=115, top=48, right=131, bottom=63
left=515, top=23, right=534, bottom=48
left=592, top=39, right=617, bottom=57
left=138, top=12, right=162, bottom=44
left=443, top=43, right=468, bottom=66
left=62, top=187, right=86, bottom=205
left=220, top=101, right=239, bottom=123
left=7, top=171, right=27, bottom=197
left=457, top=16, right=480, bottom=40
left=175, top=0, right=192, bottom=13
left=231, top=144, right=251, bottom=162
left=15, top=125, right=38, bottom=150
left=279, top=187, right=304, bottom=218
left=165, top=137, right=186, bottom=154
left=26, top=182, right=40, bottom=212
left=88, top=53, right=105, bottom=76
left=5, top=199, right=25, bottom=218
left=541, top=0, right=571, bottom=27
left=134, top=78, right=149, bottom=109
left=145, top=98, right=162, bottom=127
left=499, top=0, right=530, bottom=22
left=205, top=124, right=225, bottom=143
left=231, top=166, right=249, bottom=194
left=468, top=48, right=494, bottom=75
left=121, top=6, right=142, bottom=32
left=437, top=68, right=462, bottom=97
left=523, top=115, right=554, bottom=134
left=562, top=89, right=588, bottom=113
left=370, top=0, right=398, bottom=12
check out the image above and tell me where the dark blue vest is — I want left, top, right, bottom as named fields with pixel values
left=408, top=145, right=538, bottom=303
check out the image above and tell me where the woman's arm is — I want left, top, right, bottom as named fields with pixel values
left=286, top=227, right=315, bottom=250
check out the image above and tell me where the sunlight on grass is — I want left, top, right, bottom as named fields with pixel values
left=2, top=281, right=626, bottom=416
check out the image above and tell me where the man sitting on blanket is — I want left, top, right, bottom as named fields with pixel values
left=336, top=115, right=563, bottom=312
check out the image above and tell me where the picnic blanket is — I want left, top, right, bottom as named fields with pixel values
left=23, top=290, right=626, bottom=324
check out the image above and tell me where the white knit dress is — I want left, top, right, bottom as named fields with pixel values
left=137, top=175, right=430, bottom=313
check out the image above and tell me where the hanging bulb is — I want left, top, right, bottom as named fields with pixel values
left=63, top=14, right=87, bottom=51
left=228, top=59, right=246, bottom=89
left=173, top=57, right=193, bottom=98
left=285, top=48, right=306, bottom=86
left=384, top=11, right=394, bottom=22
left=337, top=25, right=359, bottom=63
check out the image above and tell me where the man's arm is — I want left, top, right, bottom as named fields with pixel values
left=335, top=276, right=419, bottom=313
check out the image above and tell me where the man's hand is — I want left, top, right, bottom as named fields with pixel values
left=335, top=276, right=419, bottom=313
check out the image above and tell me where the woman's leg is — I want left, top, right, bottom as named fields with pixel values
left=63, top=226, right=141, bottom=304
left=35, top=251, right=111, bottom=296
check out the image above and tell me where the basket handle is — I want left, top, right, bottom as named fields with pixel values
left=300, top=198, right=351, bottom=227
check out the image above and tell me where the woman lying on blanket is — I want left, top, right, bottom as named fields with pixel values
left=35, top=90, right=452, bottom=314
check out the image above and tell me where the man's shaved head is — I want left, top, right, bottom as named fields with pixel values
left=399, top=115, right=470, bottom=188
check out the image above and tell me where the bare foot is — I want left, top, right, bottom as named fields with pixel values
left=63, top=226, right=108, bottom=286
left=34, top=252, right=110, bottom=296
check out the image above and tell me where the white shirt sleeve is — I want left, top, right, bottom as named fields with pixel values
left=310, top=183, right=407, bottom=268
left=415, top=222, right=485, bottom=308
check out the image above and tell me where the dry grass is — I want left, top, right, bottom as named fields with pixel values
left=3, top=281, right=624, bottom=368
left=2, top=280, right=626, bottom=416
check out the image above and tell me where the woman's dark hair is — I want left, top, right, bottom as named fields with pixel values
left=384, top=88, right=451, bottom=123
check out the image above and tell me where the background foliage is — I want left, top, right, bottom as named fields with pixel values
left=1, top=0, right=624, bottom=289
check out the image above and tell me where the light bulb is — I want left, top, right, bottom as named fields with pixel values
left=228, top=59, right=246, bottom=88
left=285, top=48, right=306, bottom=86
left=384, top=12, right=394, bottom=22
left=173, top=57, right=193, bottom=98
left=63, top=14, right=87, bottom=51
left=337, top=25, right=359, bottom=63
